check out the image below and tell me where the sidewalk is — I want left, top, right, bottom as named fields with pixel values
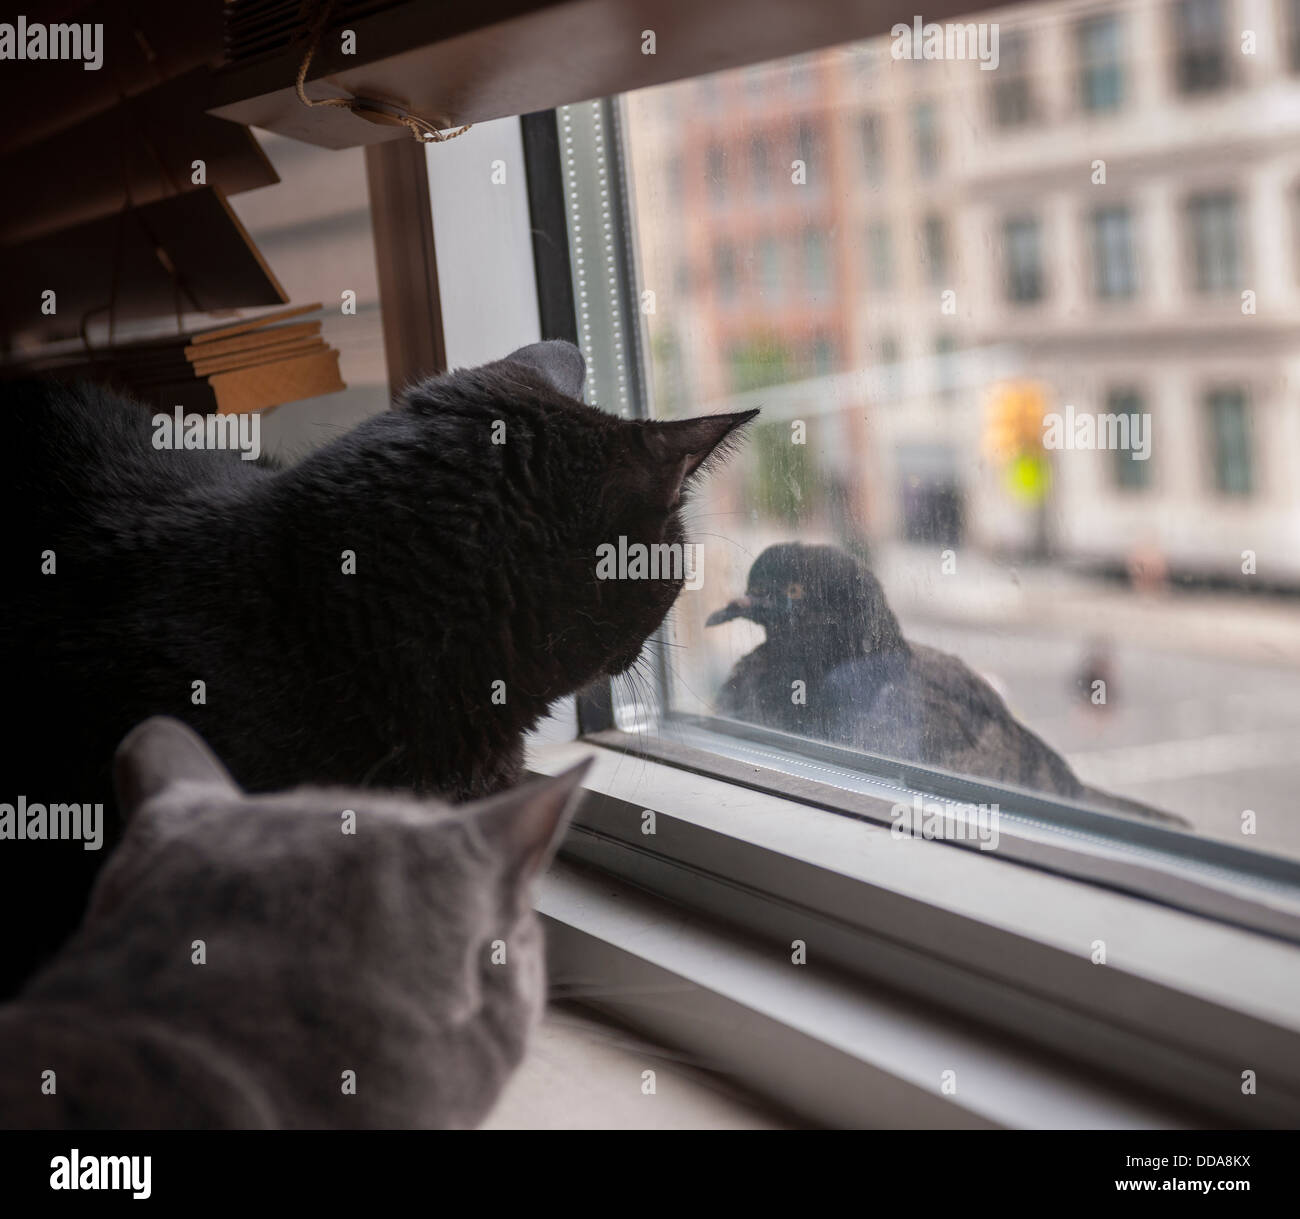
left=876, top=543, right=1300, bottom=669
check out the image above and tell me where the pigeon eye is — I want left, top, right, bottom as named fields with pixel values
left=786, top=582, right=805, bottom=600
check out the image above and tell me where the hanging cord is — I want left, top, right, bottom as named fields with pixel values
left=79, top=83, right=201, bottom=354
left=294, top=0, right=471, bottom=143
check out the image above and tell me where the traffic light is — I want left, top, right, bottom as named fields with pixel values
left=982, top=379, right=1049, bottom=462
left=983, top=379, right=1051, bottom=505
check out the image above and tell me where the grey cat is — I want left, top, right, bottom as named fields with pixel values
left=0, top=717, right=589, bottom=1129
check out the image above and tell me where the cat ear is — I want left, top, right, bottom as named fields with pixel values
left=644, top=408, right=760, bottom=506
left=466, top=758, right=593, bottom=886
left=113, top=716, right=239, bottom=817
left=503, top=340, right=586, bottom=400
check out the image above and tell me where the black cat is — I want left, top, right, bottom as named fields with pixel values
left=0, top=340, right=756, bottom=993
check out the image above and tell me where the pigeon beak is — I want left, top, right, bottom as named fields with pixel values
left=706, top=595, right=753, bottom=627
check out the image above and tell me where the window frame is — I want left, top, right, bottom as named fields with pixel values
left=529, top=733, right=1300, bottom=1127
left=1076, top=11, right=1126, bottom=114
left=437, top=96, right=1300, bottom=1128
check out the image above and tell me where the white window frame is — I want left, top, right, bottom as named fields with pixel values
left=422, top=106, right=1300, bottom=1130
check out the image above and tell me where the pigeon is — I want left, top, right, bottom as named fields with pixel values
left=706, top=543, right=1187, bottom=826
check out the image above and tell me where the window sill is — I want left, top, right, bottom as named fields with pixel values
left=527, top=736, right=1300, bottom=1128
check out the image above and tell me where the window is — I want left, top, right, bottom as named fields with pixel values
left=1186, top=191, right=1241, bottom=292
left=911, top=100, right=940, bottom=178
left=860, top=114, right=885, bottom=187
left=934, top=333, right=959, bottom=401
left=714, top=242, right=738, bottom=305
left=706, top=142, right=727, bottom=203
left=750, top=136, right=772, bottom=196
left=867, top=221, right=894, bottom=290
left=757, top=236, right=783, bottom=300
left=796, top=120, right=822, bottom=185
left=1090, top=205, right=1137, bottom=298
left=528, top=12, right=1300, bottom=1129
left=1173, top=0, right=1228, bottom=93
left=812, top=334, right=837, bottom=376
left=1206, top=388, right=1254, bottom=495
left=1108, top=388, right=1151, bottom=489
left=878, top=334, right=901, bottom=399
left=1004, top=216, right=1045, bottom=302
left=922, top=214, right=949, bottom=286
left=992, top=30, right=1037, bottom=126
left=1077, top=13, right=1125, bottom=112
left=570, top=16, right=1300, bottom=871
left=803, top=230, right=830, bottom=297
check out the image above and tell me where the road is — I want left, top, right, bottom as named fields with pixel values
left=905, top=616, right=1300, bottom=862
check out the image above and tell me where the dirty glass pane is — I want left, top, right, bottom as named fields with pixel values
left=619, top=2, right=1300, bottom=860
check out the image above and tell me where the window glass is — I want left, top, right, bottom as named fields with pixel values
left=860, top=114, right=885, bottom=187
left=1108, top=388, right=1152, bottom=490
left=911, top=100, right=941, bottom=177
left=992, top=30, right=1037, bottom=125
left=1206, top=388, right=1254, bottom=496
left=1091, top=206, right=1138, bottom=298
left=868, top=221, right=895, bottom=290
left=923, top=215, right=950, bottom=286
left=1004, top=217, right=1045, bottom=302
left=1078, top=13, right=1125, bottom=112
left=617, top=2, right=1300, bottom=861
left=1173, top=0, right=1228, bottom=93
left=1186, top=191, right=1241, bottom=292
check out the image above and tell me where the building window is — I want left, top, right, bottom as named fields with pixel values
left=1206, top=388, right=1254, bottom=496
left=912, top=101, right=940, bottom=178
left=923, top=215, right=949, bottom=286
left=750, top=136, right=771, bottom=196
left=757, top=236, right=782, bottom=300
left=1077, top=13, right=1125, bottom=112
left=992, top=30, right=1037, bottom=126
left=878, top=335, right=901, bottom=399
left=803, top=229, right=830, bottom=297
left=1091, top=205, right=1137, bottom=299
left=714, top=243, right=738, bottom=304
left=811, top=334, right=836, bottom=376
left=796, top=121, right=821, bottom=182
left=1173, top=0, right=1228, bottom=94
left=1108, top=388, right=1151, bottom=490
left=934, top=334, right=959, bottom=401
left=860, top=114, right=884, bottom=187
left=1004, top=216, right=1045, bottom=302
left=706, top=143, right=727, bottom=204
left=867, top=221, right=894, bottom=291
left=1186, top=191, right=1241, bottom=293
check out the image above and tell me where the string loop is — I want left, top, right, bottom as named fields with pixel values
left=294, top=0, right=472, bottom=144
